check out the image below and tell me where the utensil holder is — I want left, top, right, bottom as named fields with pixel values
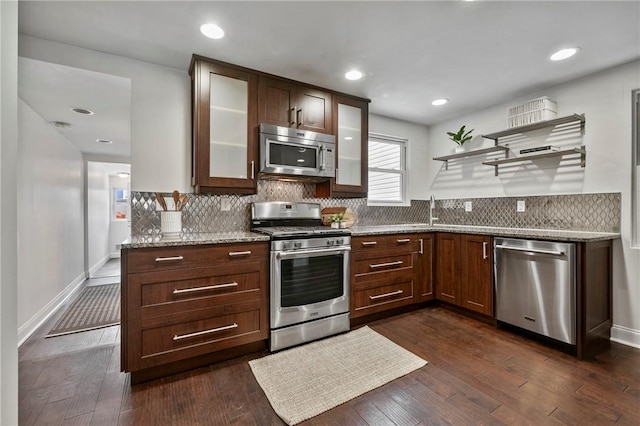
left=161, top=211, right=182, bottom=239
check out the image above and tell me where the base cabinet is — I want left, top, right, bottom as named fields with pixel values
left=121, top=242, right=269, bottom=383
left=350, top=234, right=419, bottom=318
left=435, top=233, right=493, bottom=317
left=414, top=234, right=434, bottom=302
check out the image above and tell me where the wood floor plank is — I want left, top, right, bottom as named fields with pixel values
left=18, top=306, right=640, bottom=426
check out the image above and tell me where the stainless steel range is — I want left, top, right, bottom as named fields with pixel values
left=251, top=202, right=351, bottom=351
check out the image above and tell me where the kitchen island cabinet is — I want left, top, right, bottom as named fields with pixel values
left=121, top=241, right=269, bottom=384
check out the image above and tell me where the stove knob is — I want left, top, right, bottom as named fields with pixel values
left=337, top=238, right=344, bottom=245
left=294, top=242, right=302, bottom=249
left=283, top=242, right=293, bottom=250
left=327, top=240, right=335, bottom=246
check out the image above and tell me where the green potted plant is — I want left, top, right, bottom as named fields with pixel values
left=329, top=213, right=345, bottom=229
left=447, top=125, right=474, bottom=153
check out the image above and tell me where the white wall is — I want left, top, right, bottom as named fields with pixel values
left=87, top=162, right=111, bottom=273
left=369, top=114, right=430, bottom=202
left=0, top=1, right=19, bottom=423
left=17, top=99, right=85, bottom=340
left=428, top=60, right=640, bottom=347
left=19, top=35, right=191, bottom=193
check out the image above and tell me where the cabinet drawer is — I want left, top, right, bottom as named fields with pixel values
left=129, top=263, right=265, bottom=319
left=126, top=242, right=268, bottom=273
left=132, top=301, right=267, bottom=370
left=352, top=234, right=417, bottom=252
left=354, top=253, right=413, bottom=275
left=353, top=281, right=414, bottom=316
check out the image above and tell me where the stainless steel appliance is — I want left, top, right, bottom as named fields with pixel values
left=251, top=202, right=350, bottom=351
left=494, top=238, right=576, bottom=344
left=258, top=124, right=336, bottom=180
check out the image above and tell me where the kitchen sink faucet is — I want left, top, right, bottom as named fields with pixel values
left=429, top=195, right=439, bottom=226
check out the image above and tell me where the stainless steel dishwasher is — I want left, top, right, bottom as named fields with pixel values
left=494, top=238, right=576, bottom=345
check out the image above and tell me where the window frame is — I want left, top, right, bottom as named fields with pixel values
left=632, top=89, right=639, bottom=248
left=367, top=132, right=409, bottom=206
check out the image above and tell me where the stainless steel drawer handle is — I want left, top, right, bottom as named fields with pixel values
left=495, top=244, right=565, bottom=256
left=361, top=241, right=378, bottom=246
left=396, top=239, right=411, bottom=243
left=483, top=242, right=488, bottom=260
left=370, top=289, right=403, bottom=300
left=173, top=323, right=238, bottom=341
left=370, top=260, right=403, bottom=269
left=419, top=238, right=424, bottom=255
left=228, top=251, right=251, bottom=257
left=155, top=256, right=184, bottom=262
left=173, top=282, right=238, bottom=294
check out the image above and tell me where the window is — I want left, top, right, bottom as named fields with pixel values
left=113, top=187, right=129, bottom=220
left=368, top=133, right=407, bottom=204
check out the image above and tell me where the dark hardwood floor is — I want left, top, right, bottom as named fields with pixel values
left=19, top=306, right=640, bottom=425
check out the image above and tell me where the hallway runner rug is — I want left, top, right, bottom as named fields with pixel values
left=248, top=326, right=427, bottom=425
left=46, top=283, right=120, bottom=337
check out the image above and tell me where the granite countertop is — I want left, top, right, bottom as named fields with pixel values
left=119, top=231, right=270, bottom=249
left=348, top=223, right=620, bottom=242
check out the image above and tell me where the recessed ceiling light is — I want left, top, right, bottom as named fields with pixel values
left=116, top=172, right=130, bottom=178
left=71, top=107, right=94, bottom=115
left=96, top=139, right=113, bottom=144
left=52, top=121, right=72, bottom=128
left=550, top=47, right=580, bottom=61
left=432, top=98, right=449, bottom=106
left=345, top=70, right=363, bottom=81
left=344, top=136, right=353, bottom=140
left=200, top=23, right=225, bottom=39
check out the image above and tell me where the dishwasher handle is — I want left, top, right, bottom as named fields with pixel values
left=495, top=244, right=565, bottom=256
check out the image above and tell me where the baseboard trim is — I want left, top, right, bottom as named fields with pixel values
left=89, top=253, right=113, bottom=277
left=110, top=251, right=121, bottom=259
left=611, top=324, right=640, bottom=349
left=18, top=271, right=87, bottom=347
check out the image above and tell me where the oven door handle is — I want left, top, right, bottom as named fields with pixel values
left=275, top=247, right=351, bottom=259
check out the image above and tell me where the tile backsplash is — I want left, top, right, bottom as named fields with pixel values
left=130, top=181, right=620, bottom=236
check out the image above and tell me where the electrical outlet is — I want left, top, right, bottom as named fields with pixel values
left=517, top=200, right=526, bottom=212
left=155, top=196, right=171, bottom=211
left=464, top=201, right=473, bottom=212
left=221, top=196, right=231, bottom=211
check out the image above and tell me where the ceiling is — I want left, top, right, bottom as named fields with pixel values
left=17, top=1, right=640, bottom=155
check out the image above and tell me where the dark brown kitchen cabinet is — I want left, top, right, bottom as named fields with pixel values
left=414, top=233, right=434, bottom=302
left=350, top=234, right=418, bottom=318
left=435, top=233, right=493, bottom=317
left=460, top=234, right=493, bottom=316
left=316, top=96, right=369, bottom=198
left=121, top=242, right=269, bottom=384
left=258, top=76, right=333, bottom=133
left=190, top=56, right=258, bottom=194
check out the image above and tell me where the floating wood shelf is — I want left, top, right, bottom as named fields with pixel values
left=433, top=145, right=509, bottom=170
left=483, top=146, right=586, bottom=176
left=481, top=114, right=585, bottom=141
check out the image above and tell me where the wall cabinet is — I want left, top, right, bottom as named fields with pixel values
left=121, top=242, right=269, bottom=384
left=190, top=57, right=258, bottom=194
left=258, top=76, right=332, bottom=134
left=435, top=233, right=493, bottom=317
left=316, top=96, right=369, bottom=198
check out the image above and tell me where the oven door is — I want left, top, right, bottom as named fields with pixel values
left=271, top=246, right=350, bottom=329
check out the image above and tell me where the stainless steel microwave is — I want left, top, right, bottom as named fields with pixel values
left=258, top=124, right=335, bottom=180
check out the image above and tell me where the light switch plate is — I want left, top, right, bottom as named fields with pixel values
left=221, top=195, right=231, bottom=211
left=517, top=200, right=526, bottom=212
left=155, top=196, right=174, bottom=211
left=464, top=201, right=473, bottom=212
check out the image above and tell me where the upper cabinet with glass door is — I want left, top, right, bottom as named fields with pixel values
left=316, top=96, right=369, bottom=198
left=190, top=56, right=258, bottom=194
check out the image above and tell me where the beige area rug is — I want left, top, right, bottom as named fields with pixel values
left=46, top=283, right=120, bottom=338
left=249, top=326, right=427, bottom=425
